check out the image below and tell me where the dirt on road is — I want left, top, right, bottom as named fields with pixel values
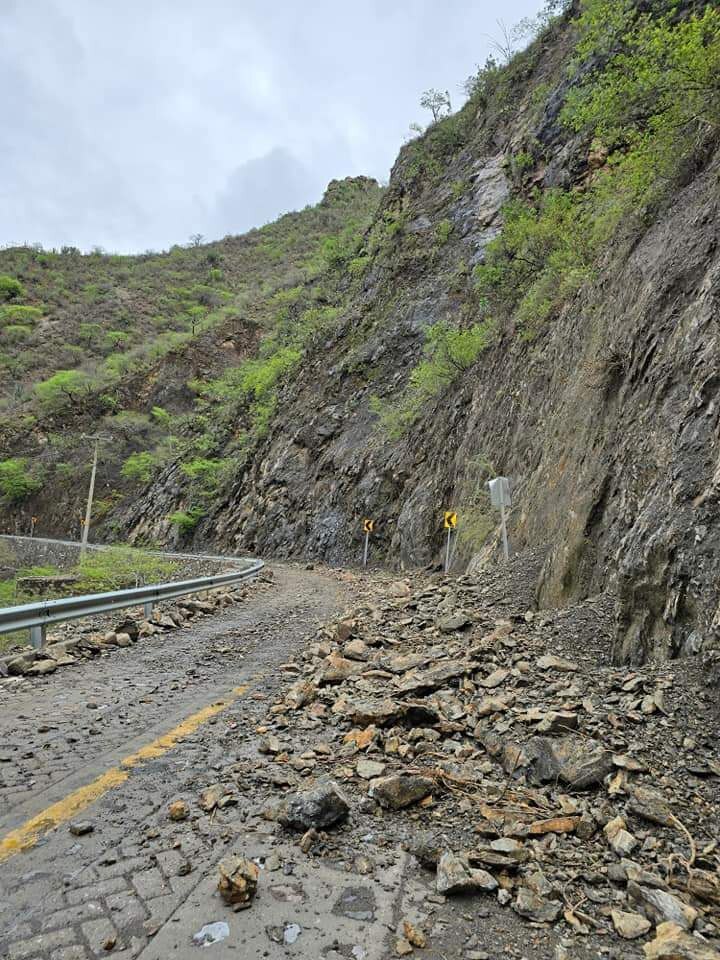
left=0, top=563, right=357, bottom=959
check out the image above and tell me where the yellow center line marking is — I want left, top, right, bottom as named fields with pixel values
left=0, top=684, right=249, bottom=864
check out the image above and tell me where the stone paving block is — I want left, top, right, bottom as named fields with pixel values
left=41, top=901, right=105, bottom=931
left=131, top=867, right=169, bottom=901
left=49, top=946, right=89, bottom=960
left=168, top=871, right=201, bottom=896
left=65, top=877, right=128, bottom=905
left=7, top=929, right=76, bottom=960
left=80, top=918, right=118, bottom=956
left=106, top=891, right=148, bottom=932
left=144, top=893, right=180, bottom=925
left=153, top=849, right=186, bottom=877
left=95, top=856, right=149, bottom=881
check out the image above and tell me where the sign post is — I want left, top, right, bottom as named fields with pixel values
left=443, top=511, right=457, bottom=573
left=362, top=519, right=374, bottom=567
left=29, top=516, right=37, bottom=538
left=487, top=477, right=511, bottom=561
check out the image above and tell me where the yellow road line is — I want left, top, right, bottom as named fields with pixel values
left=0, top=684, right=248, bottom=864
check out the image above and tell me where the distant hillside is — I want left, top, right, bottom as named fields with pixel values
left=0, top=176, right=383, bottom=536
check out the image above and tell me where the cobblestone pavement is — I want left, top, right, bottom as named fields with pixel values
left=0, top=564, right=352, bottom=960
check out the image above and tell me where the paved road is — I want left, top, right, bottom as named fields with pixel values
left=0, top=564, right=391, bottom=960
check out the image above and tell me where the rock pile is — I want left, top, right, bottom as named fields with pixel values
left=251, top=572, right=719, bottom=957
left=0, top=578, right=270, bottom=680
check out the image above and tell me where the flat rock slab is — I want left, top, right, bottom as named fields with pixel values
left=137, top=839, right=406, bottom=960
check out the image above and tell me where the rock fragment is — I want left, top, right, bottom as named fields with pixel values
left=369, top=773, right=435, bottom=810
left=168, top=800, right=189, bottom=821
left=217, top=855, right=259, bottom=907
left=277, top=780, right=349, bottom=831
left=611, top=909, right=652, bottom=939
left=643, top=922, right=720, bottom=959
left=436, top=851, right=498, bottom=895
left=536, top=654, right=578, bottom=672
left=628, top=881, right=698, bottom=930
left=512, top=887, right=563, bottom=923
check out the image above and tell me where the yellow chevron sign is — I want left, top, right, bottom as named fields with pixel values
left=363, top=518, right=375, bottom=534
left=444, top=511, right=457, bottom=529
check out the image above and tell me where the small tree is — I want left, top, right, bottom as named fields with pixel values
left=420, top=89, right=452, bottom=122
left=34, top=369, right=94, bottom=408
left=189, top=233, right=205, bottom=247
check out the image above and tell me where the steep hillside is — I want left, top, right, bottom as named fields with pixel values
left=3, top=0, right=720, bottom=666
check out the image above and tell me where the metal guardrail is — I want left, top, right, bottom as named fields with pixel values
left=0, top=559, right=264, bottom=650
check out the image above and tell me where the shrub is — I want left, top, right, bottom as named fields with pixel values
left=34, top=369, right=95, bottom=408
left=473, top=191, right=594, bottom=333
left=0, top=304, right=43, bottom=325
left=168, top=508, right=205, bottom=534
left=180, top=457, right=228, bottom=498
left=121, top=451, right=157, bottom=484
left=151, top=406, right=172, bottom=428
left=0, top=276, right=24, bottom=301
left=0, top=458, right=42, bottom=502
left=348, top=255, right=371, bottom=278
left=105, top=330, right=130, bottom=349
left=4, top=325, right=33, bottom=342
left=435, top=219, right=453, bottom=245
left=371, top=320, right=495, bottom=437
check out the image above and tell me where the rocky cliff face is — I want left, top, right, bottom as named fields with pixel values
left=22, top=3, right=720, bottom=667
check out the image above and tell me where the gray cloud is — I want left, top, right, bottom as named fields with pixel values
left=211, top=148, right=319, bottom=238
left=0, top=0, right=547, bottom=253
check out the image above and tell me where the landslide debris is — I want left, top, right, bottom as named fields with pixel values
left=233, top=568, right=719, bottom=956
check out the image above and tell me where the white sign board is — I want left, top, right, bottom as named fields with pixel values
left=487, top=476, right=511, bottom=508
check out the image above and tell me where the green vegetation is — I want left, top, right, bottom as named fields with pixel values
left=121, top=451, right=158, bottom=485
left=76, top=546, right=177, bottom=591
left=0, top=458, right=42, bottom=502
left=371, top=320, right=495, bottom=438
left=0, top=276, right=24, bottom=301
left=168, top=508, right=205, bottom=534
left=473, top=0, right=720, bottom=336
left=34, top=369, right=95, bottom=408
left=435, top=219, right=453, bottom=245
left=0, top=305, right=43, bottom=325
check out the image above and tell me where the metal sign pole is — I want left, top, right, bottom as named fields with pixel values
left=445, top=527, right=451, bottom=574
left=363, top=531, right=369, bottom=567
left=500, top=499, right=509, bottom=561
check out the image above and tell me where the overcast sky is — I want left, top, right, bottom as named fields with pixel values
left=1, top=0, right=545, bottom=253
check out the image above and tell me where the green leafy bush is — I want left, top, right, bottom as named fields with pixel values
left=473, top=2, right=720, bottom=338
left=435, top=219, right=453, bottom=245
left=168, top=508, right=205, bottom=534
left=371, top=320, right=495, bottom=438
left=0, top=276, right=24, bottom=301
left=0, top=458, right=42, bottom=502
left=0, top=304, right=43, bottom=325
left=121, top=451, right=157, bottom=484
left=474, top=191, right=595, bottom=333
left=34, top=369, right=95, bottom=408
left=151, top=406, right=172, bottom=427
left=563, top=1, right=720, bottom=204
left=4, top=325, right=33, bottom=342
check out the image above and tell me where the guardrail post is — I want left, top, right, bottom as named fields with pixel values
left=143, top=601, right=153, bottom=619
left=29, top=625, right=46, bottom=650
